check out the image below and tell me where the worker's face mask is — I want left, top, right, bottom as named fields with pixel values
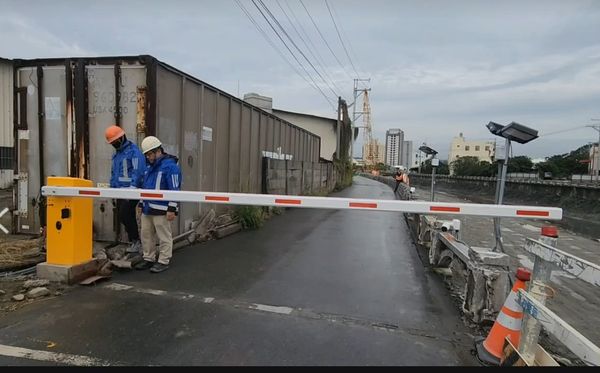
left=145, top=150, right=157, bottom=164
left=111, top=137, right=124, bottom=150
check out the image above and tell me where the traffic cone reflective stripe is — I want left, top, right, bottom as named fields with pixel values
left=475, top=267, right=531, bottom=365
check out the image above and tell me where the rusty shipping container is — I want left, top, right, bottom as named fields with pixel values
left=11, top=55, right=321, bottom=240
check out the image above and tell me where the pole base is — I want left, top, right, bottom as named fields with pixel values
left=474, top=336, right=500, bottom=366
left=36, top=259, right=101, bottom=285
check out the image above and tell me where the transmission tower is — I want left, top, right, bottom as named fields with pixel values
left=362, top=90, right=374, bottom=166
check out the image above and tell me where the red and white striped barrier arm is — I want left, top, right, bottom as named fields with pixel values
left=41, top=186, right=563, bottom=220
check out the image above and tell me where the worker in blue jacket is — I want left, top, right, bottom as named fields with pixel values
left=105, top=125, right=146, bottom=254
left=134, top=136, right=182, bottom=273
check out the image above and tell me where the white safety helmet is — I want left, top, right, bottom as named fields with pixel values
left=141, top=136, right=162, bottom=154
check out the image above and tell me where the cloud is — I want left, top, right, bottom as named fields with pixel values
left=0, top=12, right=95, bottom=58
left=1, top=0, right=599, bottom=159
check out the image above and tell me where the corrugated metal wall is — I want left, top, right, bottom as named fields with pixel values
left=10, top=56, right=322, bottom=239
left=0, top=60, right=13, bottom=189
left=155, top=64, right=321, bottom=233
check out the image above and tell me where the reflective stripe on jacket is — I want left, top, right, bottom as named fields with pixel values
left=140, top=154, right=182, bottom=215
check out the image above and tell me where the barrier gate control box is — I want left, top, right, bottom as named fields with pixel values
left=46, top=177, right=93, bottom=265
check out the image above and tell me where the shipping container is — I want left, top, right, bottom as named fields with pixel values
left=11, top=55, right=321, bottom=240
left=0, top=58, right=13, bottom=189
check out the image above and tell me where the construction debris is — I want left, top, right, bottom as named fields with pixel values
left=23, top=279, right=50, bottom=289
left=26, top=287, right=50, bottom=299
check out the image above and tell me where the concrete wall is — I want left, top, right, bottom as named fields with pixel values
left=410, top=173, right=600, bottom=239
left=263, top=158, right=338, bottom=196
left=273, top=110, right=337, bottom=161
left=0, top=59, right=13, bottom=189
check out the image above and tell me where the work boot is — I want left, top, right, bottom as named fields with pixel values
left=150, top=262, right=169, bottom=273
left=126, top=240, right=142, bottom=254
left=134, top=260, right=154, bottom=270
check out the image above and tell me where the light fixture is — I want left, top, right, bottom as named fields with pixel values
left=498, top=121, right=539, bottom=144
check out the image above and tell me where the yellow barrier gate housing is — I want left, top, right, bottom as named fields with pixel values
left=46, top=177, right=93, bottom=265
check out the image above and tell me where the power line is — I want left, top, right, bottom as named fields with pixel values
left=284, top=0, right=330, bottom=78
left=299, top=0, right=354, bottom=81
left=275, top=0, right=343, bottom=94
left=539, top=125, right=587, bottom=137
left=235, top=0, right=312, bottom=89
left=324, top=0, right=362, bottom=80
left=328, top=0, right=363, bottom=75
left=249, top=0, right=336, bottom=109
left=257, top=0, right=339, bottom=98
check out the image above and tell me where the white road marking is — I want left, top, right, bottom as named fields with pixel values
left=501, top=227, right=514, bottom=233
left=0, top=343, right=114, bottom=366
left=203, top=297, right=215, bottom=303
left=250, top=304, right=293, bottom=315
left=134, top=288, right=167, bottom=296
left=517, top=254, right=534, bottom=269
left=522, top=224, right=539, bottom=232
left=104, top=283, right=133, bottom=291
left=570, top=246, right=583, bottom=251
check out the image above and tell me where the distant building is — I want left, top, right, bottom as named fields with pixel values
left=243, top=92, right=273, bottom=113
left=363, top=140, right=385, bottom=165
left=384, top=129, right=404, bottom=167
left=244, top=93, right=346, bottom=162
left=448, top=133, right=495, bottom=174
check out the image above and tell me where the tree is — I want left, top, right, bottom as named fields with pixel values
left=421, top=159, right=449, bottom=175
left=507, top=156, right=533, bottom=173
left=450, top=156, right=494, bottom=176
left=536, top=144, right=591, bottom=178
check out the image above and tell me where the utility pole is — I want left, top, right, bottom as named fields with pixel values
left=589, top=119, right=600, bottom=183
left=350, top=78, right=371, bottom=164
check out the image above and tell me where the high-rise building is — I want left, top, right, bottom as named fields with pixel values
left=363, top=140, right=385, bottom=164
left=385, top=129, right=404, bottom=166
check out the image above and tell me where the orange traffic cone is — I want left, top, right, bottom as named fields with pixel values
left=475, top=267, right=531, bottom=365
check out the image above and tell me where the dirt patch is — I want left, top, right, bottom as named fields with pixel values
left=0, top=275, right=69, bottom=315
left=0, top=236, right=45, bottom=272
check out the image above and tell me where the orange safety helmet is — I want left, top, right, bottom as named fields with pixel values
left=105, top=125, right=125, bottom=144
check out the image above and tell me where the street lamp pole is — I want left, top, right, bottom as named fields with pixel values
left=419, top=145, right=438, bottom=202
left=431, top=157, right=438, bottom=202
left=497, top=138, right=510, bottom=205
left=486, top=121, right=538, bottom=253
left=493, top=137, right=510, bottom=253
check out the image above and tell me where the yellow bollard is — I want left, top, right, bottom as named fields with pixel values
left=46, top=177, right=93, bottom=265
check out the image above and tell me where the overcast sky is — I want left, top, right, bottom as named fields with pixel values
left=2, top=0, right=600, bottom=159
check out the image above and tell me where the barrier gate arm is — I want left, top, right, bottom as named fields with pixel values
left=41, top=186, right=563, bottom=220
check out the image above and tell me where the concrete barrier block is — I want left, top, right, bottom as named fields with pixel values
left=470, top=246, right=510, bottom=267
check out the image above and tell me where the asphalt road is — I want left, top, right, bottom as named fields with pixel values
left=0, top=176, right=478, bottom=366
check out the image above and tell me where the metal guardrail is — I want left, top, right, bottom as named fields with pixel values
left=518, top=238, right=600, bottom=366
left=523, top=238, right=600, bottom=286
left=516, top=289, right=600, bottom=366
